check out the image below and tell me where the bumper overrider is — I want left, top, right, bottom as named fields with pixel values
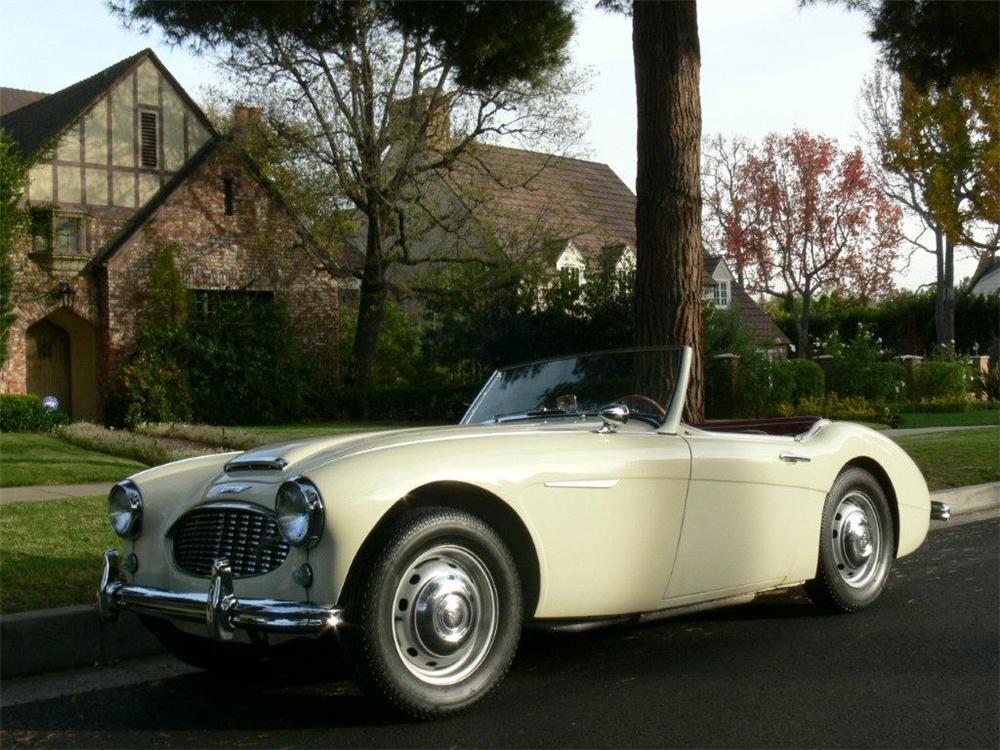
left=97, top=549, right=343, bottom=641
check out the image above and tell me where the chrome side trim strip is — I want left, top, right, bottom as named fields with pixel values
left=544, top=479, right=621, bottom=489
left=98, top=549, right=341, bottom=639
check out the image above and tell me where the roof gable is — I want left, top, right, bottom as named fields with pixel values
left=0, top=49, right=216, bottom=159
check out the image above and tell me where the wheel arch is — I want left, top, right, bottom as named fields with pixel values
left=842, top=456, right=900, bottom=556
left=338, top=481, right=542, bottom=618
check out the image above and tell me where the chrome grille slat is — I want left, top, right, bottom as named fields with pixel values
left=171, top=505, right=289, bottom=578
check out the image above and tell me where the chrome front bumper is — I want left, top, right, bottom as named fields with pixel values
left=97, top=549, right=342, bottom=641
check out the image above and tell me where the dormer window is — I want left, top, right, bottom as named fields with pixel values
left=560, top=266, right=582, bottom=289
left=140, top=111, right=158, bottom=168
left=713, top=280, right=730, bottom=308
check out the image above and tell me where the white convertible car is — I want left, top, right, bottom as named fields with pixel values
left=98, top=347, right=948, bottom=718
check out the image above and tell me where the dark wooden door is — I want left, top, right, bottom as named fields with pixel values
left=26, top=319, right=72, bottom=415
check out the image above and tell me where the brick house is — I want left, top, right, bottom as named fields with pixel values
left=0, top=50, right=339, bottom=421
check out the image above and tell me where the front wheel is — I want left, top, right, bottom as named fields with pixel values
left=806, top=467, right=895, bottom=612
left=347, top=508, right=522, bottom=719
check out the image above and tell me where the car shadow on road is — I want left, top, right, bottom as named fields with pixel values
left=0, top=588, right=839, bottom=738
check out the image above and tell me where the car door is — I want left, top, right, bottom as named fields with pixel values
left=520, top=424, right=692, bottom=618
left=662, top=429, right=824, bottom=603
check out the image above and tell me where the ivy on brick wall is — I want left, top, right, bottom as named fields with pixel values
left=0, top=131, right=28, bottom=368
left=111, top=245, right=317, bottom=426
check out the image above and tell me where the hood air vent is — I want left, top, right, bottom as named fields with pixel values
left=224, top=457, right=288, bottom=473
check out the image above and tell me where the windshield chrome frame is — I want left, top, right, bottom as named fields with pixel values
left=459, top=346, right=692, bottom=433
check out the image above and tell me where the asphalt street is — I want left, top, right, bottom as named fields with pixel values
left=2, top=517, right=997, bottom=749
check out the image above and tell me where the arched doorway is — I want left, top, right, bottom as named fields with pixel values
left=26, top=320, right=71, bottom=414
left=25, top=310, right=99, bottom=421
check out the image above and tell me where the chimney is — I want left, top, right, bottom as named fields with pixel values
left=386, top=91, right=452, bottom=153
left=231, top=105, right=263, bottom=141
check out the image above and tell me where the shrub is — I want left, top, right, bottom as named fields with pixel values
left=778, top=359, right=825, bottom=404
left=913, top=361, right=968, bottom=400
left=0, top=394, right=69, bottom=432
left=56, top=422, right=217, bottom=466
left=134, top=422, right=271, bottom=451
left=783, top=394, right=899, bottom=427
left=972, top=368, right=1000, bottom=402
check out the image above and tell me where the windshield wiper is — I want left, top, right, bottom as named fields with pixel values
left=493, top=407, right=572, bottom=424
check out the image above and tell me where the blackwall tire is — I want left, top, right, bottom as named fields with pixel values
left=346, top=508, right=522, bottom=719
left=805, top=467, right=895, bottom=613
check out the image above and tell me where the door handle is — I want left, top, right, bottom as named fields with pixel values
left=779, top=451, right=811, bottom=463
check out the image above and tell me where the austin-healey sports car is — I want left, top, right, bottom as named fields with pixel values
left=97, top=347, right=948, bottom=718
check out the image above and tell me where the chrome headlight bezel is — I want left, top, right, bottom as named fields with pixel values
left=275, top=476, right=324, bottom=548
left=108, top=480, right=143, bottom=539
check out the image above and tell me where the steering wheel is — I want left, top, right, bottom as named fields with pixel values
left=615, top=394, right=666, bottom=420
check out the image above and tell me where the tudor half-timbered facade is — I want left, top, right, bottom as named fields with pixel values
left=1, top=50, right=339, bottom=420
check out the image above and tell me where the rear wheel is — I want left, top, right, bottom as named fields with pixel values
left=346, top=508, right=522, bottom=719
left=806, top=467, right=895, bottom=612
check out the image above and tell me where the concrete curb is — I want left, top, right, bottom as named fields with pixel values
left=2, top=482, right=997, bottom=680
left=1, top=605, right=162, bottom=679
left=930, top=482, right=1000, bottom=516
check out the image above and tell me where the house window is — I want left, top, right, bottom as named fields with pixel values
left=30, top=210, right=84, bottom=254
left=223, top=178, right=235, bottom=215
left=30, top=209, right=53, bottom=254
left=713, top=281, right=730, bottom=308
left=54, top=216, right=83, bottom=254
left=192, top=289, right=275, bottom=318
left=140, top=111, right=158, bottom=168
left=560, top=266, right=582, bottom=289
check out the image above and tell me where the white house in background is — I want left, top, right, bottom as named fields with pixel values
left=969, top=253, right=1000, bottom=296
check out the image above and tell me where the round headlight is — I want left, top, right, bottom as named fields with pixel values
left=275, top=477, right=324, bottom=548
left=108, top=480, right=142, bottom=539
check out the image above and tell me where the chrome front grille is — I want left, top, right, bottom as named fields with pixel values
left=170, top=504, right=289, bottom=578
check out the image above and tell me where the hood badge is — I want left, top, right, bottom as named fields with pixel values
left=208, top=483, right=253, bottom=498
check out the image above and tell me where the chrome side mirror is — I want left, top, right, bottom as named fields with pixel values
left=596, top=403, right=630, bottom=434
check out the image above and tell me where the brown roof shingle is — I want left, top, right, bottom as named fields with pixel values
left=0, top=87, right=48, bottom=117
left=453, top=143, right=637, bottom=253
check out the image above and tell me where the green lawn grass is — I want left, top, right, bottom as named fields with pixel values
left=896, top=410, right=1000, bottom=429
left=893, top=426, right=999, bottom=491
left=0, top=433, right=146, bottom=488
left=0, top=496, right=119, bottom=613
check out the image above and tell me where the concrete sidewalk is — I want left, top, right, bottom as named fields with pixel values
left=0, top=482, right=115, bottom=504
left=885, top=424, right=998, bottom=436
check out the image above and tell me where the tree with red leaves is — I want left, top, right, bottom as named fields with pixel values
left=706, top=131, right=902, bottom=356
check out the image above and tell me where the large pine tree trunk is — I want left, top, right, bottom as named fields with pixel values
left=935, top=233, right=956, bottom=348
left=632, top=0, right=705, bottom=422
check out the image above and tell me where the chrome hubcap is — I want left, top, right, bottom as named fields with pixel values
left=392, top=544, right=498, bottom=685
left=830, top=491, right=883, bottom=588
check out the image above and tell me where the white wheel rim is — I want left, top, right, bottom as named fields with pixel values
left=391, top=544, right=499, bottom=686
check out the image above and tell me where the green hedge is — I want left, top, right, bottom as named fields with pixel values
left=326, top=385, right=480, bottom=423
left=778, top=359, right=825, bottom=404
left=779, top=394, right=900, bottom=427
left=0, top=394, right=70, bottom=432
left=913, top=362, right=968, bottom=400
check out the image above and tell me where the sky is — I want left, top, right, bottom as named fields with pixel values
left=0, top=0, right=980, bottom=289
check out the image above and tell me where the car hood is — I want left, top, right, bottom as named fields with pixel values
left=221, top=422, right=593, bottom=480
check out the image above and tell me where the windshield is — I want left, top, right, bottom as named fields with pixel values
left=461, top=348, right=684, bottom=426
